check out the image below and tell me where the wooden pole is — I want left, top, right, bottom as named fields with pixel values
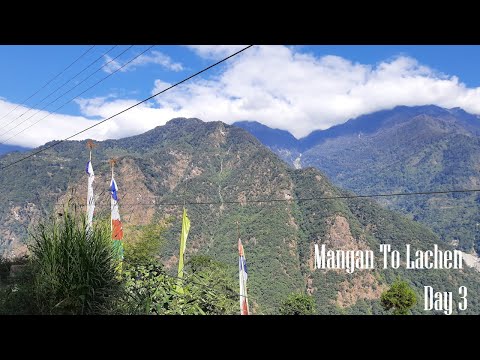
left=86, top=140, right=96, bottom=161
left=109, top=158, right=117, bottom=179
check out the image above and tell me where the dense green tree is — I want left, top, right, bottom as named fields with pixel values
left=123, top=221, right=170, bottom=265
left=186, top=255, right=238, bottom=314
left=381, top=280, right=417, bottom=315
left=279, top=292, right=317, bottom=315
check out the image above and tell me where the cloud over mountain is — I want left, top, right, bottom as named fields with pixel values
left=2, top=45, right=480, bottom=147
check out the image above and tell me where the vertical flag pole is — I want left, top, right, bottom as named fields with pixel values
left=236, top=220, right=240, bottom=242
left=88, top=146, right=91, bottom=213
left=176, top=176, right=189, bottom=293
left=110, top=159, right=114, bottom=235
left=238, top=221, right=250, bottom=315
left=86, top=140, right=96, bottom=234
left=176, top=206, right=191, bottom=294
left=110, top=158, right=124, bottom=270
left=87, top=140, right=94, bottom=212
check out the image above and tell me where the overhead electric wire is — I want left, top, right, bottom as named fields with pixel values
left=4, top=45, right=478, bottom=313
left=0, top=45, right=133, bottom=142
left=4, top=43, right=477, bottom=204
left=0, top=45, right=96, bottom=125
left=0, top=45, right=116, bottom=134
left=0, top=46, right=153, bottom=147
left=43, top=187, right=480, bottom=208
left=0, top=45, right=254, bottom=170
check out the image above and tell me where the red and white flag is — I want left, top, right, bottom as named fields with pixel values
left=110, top=177, right=123, bottom=240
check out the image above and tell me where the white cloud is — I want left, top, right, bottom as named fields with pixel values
left=185, top=45, right=249, bottom=60
left=4, top=45, right=480, bottom=149
left=153, top=45, right=480, bottom=138
left=103, top=50, right=184, bottom=74
left=0, top=97, right=180, bottom=148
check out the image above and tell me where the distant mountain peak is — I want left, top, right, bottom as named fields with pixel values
left=0, top=144, right=31, bottom=157
left=233, top=120, right=262, bottom=126
left=233, top=120, right=299, bottom=148
left=165, top=117, right=204, bottom=126
left=233, top=120, right=276, bottom=129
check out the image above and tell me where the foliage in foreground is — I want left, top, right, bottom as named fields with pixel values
left=0, top=208, right=239, bottom=315
left=29, top=209, right=122, bottom=314
left=113, top=255, right=238, bottom=315
left=278, top=292, right=317, bottom=315
left=1, top=208, right=122, bottom=315
left=381, top=279, right=417, bottom=315
left=122, top=221, right=169, bottom=265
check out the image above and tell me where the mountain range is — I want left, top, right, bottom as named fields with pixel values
left=234, top=105, right=480, bottom=254
left=1, top=116, right=479, bottom=314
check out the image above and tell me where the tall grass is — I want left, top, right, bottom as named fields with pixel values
left=29, top=207, right=121, bottom=314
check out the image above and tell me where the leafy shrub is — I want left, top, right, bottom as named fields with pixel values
left=113, top=254, right=238, bottom=315
left=123, top=222, right=168, bottom=265
left=279, top=292, right=317, bottom=315
left=381, top=279, right=417, bottom=315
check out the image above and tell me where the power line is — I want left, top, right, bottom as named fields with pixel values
left=0, top=45, right=254, bottom=170
left=103, top=188, right=480, bottom=204
left=0, top=45, right=132, bottom=142
left=8, top=44, right=475, bottom=209
left=0, top=46, right=116, bottom=134
left=43, top=187, right=480, bottom=208
left=0, top=45, right=96, bottom=125
left=0, top=46, right=152, bottom=147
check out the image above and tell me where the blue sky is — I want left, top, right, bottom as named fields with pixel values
left=0, top=45, right=202, bottom=114
left=0, top=45, right=480, bottom=148
left=303, top=45, right=480, bottom=87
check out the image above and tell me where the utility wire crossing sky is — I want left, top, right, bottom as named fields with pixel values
left=0, top=45, right=480, bottom=148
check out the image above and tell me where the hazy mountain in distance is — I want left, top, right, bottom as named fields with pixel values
left=233, top=121, right=301, bottom=165
left=0, top=144, right=30, bottom=156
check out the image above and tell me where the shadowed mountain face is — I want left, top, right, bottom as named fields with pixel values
left=1, top=117, right=480, bottom=314
left=235, top=105, right=480, bottom=254
left=0, top=144, right=30, bottom=156
left=232, top=121, right=301, bottom=165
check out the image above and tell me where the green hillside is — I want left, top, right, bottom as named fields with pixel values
left=1, top=117, right=479, bottom=314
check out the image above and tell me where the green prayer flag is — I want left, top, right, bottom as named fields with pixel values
left=113, top=239, right=124, bottom=260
